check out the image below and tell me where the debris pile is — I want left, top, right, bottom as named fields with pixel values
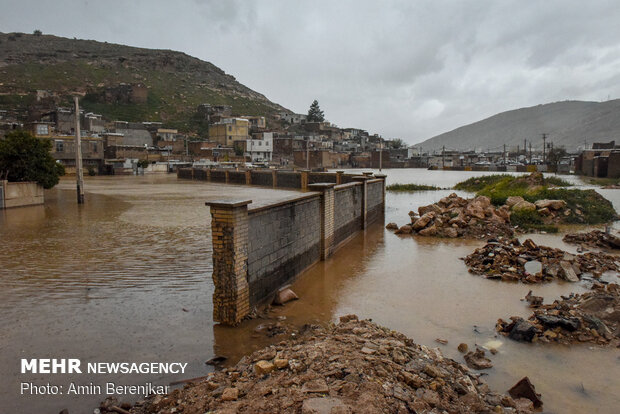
left=122, top=316, right=535, bottom=414
left=563, top=229, right=620, bottom=250
left=392, top=193, right=514, bottom=239
left=463, top=238, right=619, bottom=283
left=496, top=283, right=620, bottom=347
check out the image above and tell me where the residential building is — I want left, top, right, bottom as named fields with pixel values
left=209, top=118, right=250, bottom=146
left=246, top=132, right=273, bottom=162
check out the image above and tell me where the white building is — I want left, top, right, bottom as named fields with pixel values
left=279, top=112, right=307, bottom=124
left=246, top=132, right=273, bottom=162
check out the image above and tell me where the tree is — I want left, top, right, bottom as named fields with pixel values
left=307, top=100, right=325, bottom=122
left=0, top=130, right=65, bottom=189
left=33, top=29, right=42, bottom=36
left=546, top=147, right=567, bottom=169
left=391, top=138, right=406, bottom=149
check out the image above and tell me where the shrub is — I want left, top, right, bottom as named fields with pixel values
left=386, top=183, right=441, bottom=192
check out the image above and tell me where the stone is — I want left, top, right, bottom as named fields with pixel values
left=301, top=397, right=350, bottom=414
left=534, top=199, right=566, bottom=210
left=507, top=319, right=538, bottom=342
left=423, top=364, right=445, bottom=378
left=418, top=224, right=437, bottom=236
left=302, top=379, right=329, bottom=393
left=221, top=387, right=239, bottom=401
left=395, top=224, right=413, bottom=234
left=537, top=207, right=551, bottom=216
left=273, top=288, right=298, bottom=305
left=386, top=222, right=398, bottom=230
left=418, top=204, right=441, bottom=216
left=254, top=360, right=275, bottom=375
left=274, top=358, right=289, bottom=369
left=508, top=377, right=543, bottom=409
left=512, top=200, right=536, bottom=212
left=505, top=196, right=525, bottom=207
left=412, top=212, right=434, bottom=230
left=559, top=261, right=579, bottom=282
left=464, top=348, right=493, bottom=370
left=457, top=343, right=468, bottom=353
left=400, top=371, right=424, bottom=388
left=524, top=260, right=542, bottom=275
left=536, top=314, right=580, bottom=332
left=339, top=314, right=358, bottom=323
left=474, top=195, right=491, bottom=208
left=443, top=227, right=458, bottom=238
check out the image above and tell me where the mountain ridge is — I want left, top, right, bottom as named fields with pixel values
left=416, top=99, right=620, bottom=152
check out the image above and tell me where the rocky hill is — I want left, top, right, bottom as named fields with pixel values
left=416, top=100, right=620, bottom=152
left=0, top=32, right=290, bottom=134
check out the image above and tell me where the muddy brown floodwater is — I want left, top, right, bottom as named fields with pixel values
left=0, top=170, right=618, bottom=413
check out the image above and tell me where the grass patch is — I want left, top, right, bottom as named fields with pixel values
left=386, top=183, right=442, bottom=192
left=453, top=174, right=512, bottom=192
left=544, top=176, right=573, bottom=187
left=524, top=188, right=616, bottom=224
left=580, top=176, right=620, bottom=187
left=509, top=209, right=559, bottom=233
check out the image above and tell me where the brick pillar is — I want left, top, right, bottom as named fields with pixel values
left=300, top=170, right=309, bottom=190
left=205, top=199, right=252, bottom=325
left=352, top=176, right=369, bottom=229
left=191, top=168, right=195, bottom=180
left=206, top=168, right=211, bottom=181
left=224, top=170, right=229, bottom=184
left=245, top=170, right=252, bottom=185
left=308, top=183, right=335, bottom=259
left=375, top=174, right=387, bottom=212
left=336, top=170, right=344, bottom=185
left=363, top=171, right=374, bottom=177
left=272, top=170, right=278, bottom=188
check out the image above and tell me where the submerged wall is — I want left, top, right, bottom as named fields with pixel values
left=0, top=181, right=44, bottom=209
left=205, top=174, right=386, bottom=325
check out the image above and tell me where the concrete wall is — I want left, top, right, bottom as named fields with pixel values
left=1, top=181, right=44, bottom=209
left=205, top=173, right=386, bottom=325
left=247, top=195, right=321, bottom=307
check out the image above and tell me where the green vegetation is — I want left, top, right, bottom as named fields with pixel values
left=509, top=209, right=558, bottom=233
left=307, top=100, right=325, bottom=122
left=580, top=176, right=620, bottom=187
left=0, top=131, right=65, bottom=188
left=454, top=173, right=616, bottom=228
left=386, top=183, right=442, bottom=192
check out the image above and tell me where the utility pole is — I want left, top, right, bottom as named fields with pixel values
left=306, top=138, right=309, bottom=170
left=73, top=96, right=85, bottom=204
left=442, top=145, right=445, bottom=169
left=542, top=133, right=547, bottom=164
left=523, top=138, right=527, bottom=156
left=379, top=138, right=383, bottom=171
left=529, top=142, right=532, bottom=164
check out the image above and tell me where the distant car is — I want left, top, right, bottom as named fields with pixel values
left=475, top=161, right=491, bottom=166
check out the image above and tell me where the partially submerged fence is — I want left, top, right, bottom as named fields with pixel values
left=204, top=172, right=386, bottom=325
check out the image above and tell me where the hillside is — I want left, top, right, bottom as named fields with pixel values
left=0, top=32, right=290, bottom=134
left=416, top=100, right=620, bottom=153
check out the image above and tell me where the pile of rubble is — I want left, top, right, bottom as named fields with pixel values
left=563, top=229, right=620, bottom=250
left=120, top=316, right=539, bottom=414
left=462, top=238, right=619, bottom=283
left=388, top=193, right=514, bottom=239
left=496, top=283, right=619, bottom=347
left=505, top=196, right=569, bottom=222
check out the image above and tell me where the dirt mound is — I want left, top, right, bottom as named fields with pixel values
left=462, top=238, right=619, bottom=283
left=496, top=284, right=620, bottom=347
left=563, top=230, right=620, bottom=250
left=392, top=193, right=514, bottom=239
left=118, top=316, right=532, bottom=414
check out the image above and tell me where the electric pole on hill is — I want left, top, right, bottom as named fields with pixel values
left=74, top=96, right=85, bottom=204
left=542, top=133, right=547, bottom=164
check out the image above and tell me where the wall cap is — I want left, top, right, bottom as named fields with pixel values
left=205, top=199, right=252, bottom=208
left=308, top=183, right=336, bottom=190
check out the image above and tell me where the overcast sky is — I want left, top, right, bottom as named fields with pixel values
left=2, top=0, right=620, bottom=144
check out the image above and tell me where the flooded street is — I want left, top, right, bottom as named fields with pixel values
left=1, top=170, right=618, bottom=413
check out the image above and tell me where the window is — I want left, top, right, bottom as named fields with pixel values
left=36, top=124, right=49, bottom=135
left=228, top=125, right=232, bottom=132
left=92, top=143, right=98, bottom=153
left=55, top=140, right=64, bottom=152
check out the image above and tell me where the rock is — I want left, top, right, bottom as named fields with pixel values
left=221, top=387, right=239, bottom=401
left=524, top=290, right=543, bottom=307
left=457, top=343, right=468, bottom=353
left=301, top=397, right=350, bottom=414
left=418, top=204, right=441, bottom=216
left=400, top=371, right=424, bottom=388
left=412, top=212, right=434, bottom=230
left=418, top=224, right=437, bottom=236
left=537, top=207, right=551, bottom=216
left=274, top=358, right=289, bottom=369
left=464, top=348, right=493, bottom=370
left=254, top=360, right=275, bottom=375
left=559, top=260, right=579, bottom=282
left=534, top=199, right=566, bottom=210
left=512, top=200, right=536, bottom=212
left=536, top=314, right=580, bottom=331
left=386, top=222, right=398, bottom=230
left=339, top=314, right=358, bottom=323
left=506, top=196, right=525, bottom=207
left=435, top=338, right=448, bottom=345
left=302, top=379, right=329, bottom=394
left=508, top=377, right=543, bottom=409
left=443, top=227, right=458, bottom=238
left=524, top=260, right=542, bottom=275
left=507, top=319, right=539, bottom=342
left=273, top=287, right=298, bottom=305
left=395, top=224, right=413, bottom=234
